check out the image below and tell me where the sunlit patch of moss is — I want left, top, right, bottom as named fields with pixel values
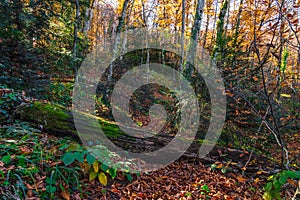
left=72, top=111, right=124, bottom=138
left=100, top=121, right=125, bottom=139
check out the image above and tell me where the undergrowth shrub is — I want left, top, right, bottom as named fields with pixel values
left=263, top=170, right=300, bottom=200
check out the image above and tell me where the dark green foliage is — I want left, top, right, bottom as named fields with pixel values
left=48, top=80, right=73, bottom=107
left=0, top=0, right=90, bottom=98
left=263, top=170, right=300, bottom=200
left=61, top=143, right=136, bottom=186
left=0, top=88, right=24, bottom=123
left=0, top=122, right=82, bottom=199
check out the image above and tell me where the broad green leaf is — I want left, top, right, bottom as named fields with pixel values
left=46, top=185, right=57, bottom=193
left=286, top=170, right=300, bottom=179
left=50, top=186, right=57, bottom=193
left=295, top=171, right=300, bottom=178
left=126, top=173, right=133, bottom=182
left=101, top=163, right=109, bottom=172
left=62, top=152, right=75, bottom=166
left=59, top=144, right=69, bottom=150
left=109, top=168, right=117, bottom=179
left=273, top=180, right=281, bottom=191
left=265, top=182, right=272, bottom=191
left=74, top=152, right=84, bottom=163
left=89, top=171, right=98, bottom=181
left=86, top=153, right=96, bottom=165
left=98, top=172, right=108, bottom=186
left=279, top=174, right=287, bottom=184
left=2, top=155, right=10, bottom=164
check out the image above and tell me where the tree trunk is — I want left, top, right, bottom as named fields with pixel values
left=15, top=102, right=80, bottom=140
left=211, top=0, right=228, bottom=63
left=106, top=0, right=130, bottom=96
left=180, top=0, right=186, bottom=73
left=185, top=0, right=205, bottom=77
left=14, top=102, right=127, bottom=143
left=73, top=0, right=80, bottom=80
left=224, top=0, right=230, bottom=35
left=230, top=0, right=244, bottom=69
left=210, top=0, right=219, bottom=50
left=82, top=0, right=95, bottom=34
left=14, top=102, right=171, bottom=151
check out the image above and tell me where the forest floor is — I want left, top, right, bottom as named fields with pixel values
left=0, top=76, right=299, bottom=199
left=1, top=120, right=299, bottom=200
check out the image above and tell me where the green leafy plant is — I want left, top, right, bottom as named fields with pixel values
left=0, top=89, right=23, bottom=122
left=0, top=122, right=82, bottom=199
left=196, top=182, right=211, bottom=200
left=263, top=170, right=300, bottom=200
left=48, top=81, right=73, bottom=107
left=201, top=184, right=210, bottom=194
left=61, top=143, right=136, bottom=187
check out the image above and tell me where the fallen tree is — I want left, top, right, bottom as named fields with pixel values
left=13, top=101, right=171, bottom=150
left=13, top=101, right=277, bottom=169
left=14, top=102, right=80, bottom=140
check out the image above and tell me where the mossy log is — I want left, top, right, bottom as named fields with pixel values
left=13, top=102, right=273, bottom=165
left=15, top=102, right=80, bottom=141
left=14, top=101, right=177, bottom=152
left=14, top=102, right=122, bottom=143
left=13, top=102, right=158, bottom=146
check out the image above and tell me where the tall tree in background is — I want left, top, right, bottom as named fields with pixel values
left=180, top=0, right=186, bottom=72
left=106, top=0, right=131, bottom=96
left=83, top=0, right=96, bottom=34
left=230, top=0, right=244, bottom=69
left=185, top=0, right=205, bottom=77
left=116, top=0, right=131, bottom=33
left=202, top=0, right=214, bottom=50
left=73, top=0, right=80, bottom=78
left=88, top=2, right=116, bottom=48
left=211, top=0, right=228, bottom=62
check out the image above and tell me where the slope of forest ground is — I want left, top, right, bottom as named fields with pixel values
left=0, top=119, right=299, bottom=199
left=0, top=88, right=299, bottom=199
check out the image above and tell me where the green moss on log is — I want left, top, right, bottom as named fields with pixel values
left=16, top=102, right=78, bottom=139
left=15, top=102, right=125, bottom=141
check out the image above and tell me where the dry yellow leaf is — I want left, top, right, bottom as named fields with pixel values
left=98, top=172, right=108, bottom=186
left=93, top=160, right=99, bottom=173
